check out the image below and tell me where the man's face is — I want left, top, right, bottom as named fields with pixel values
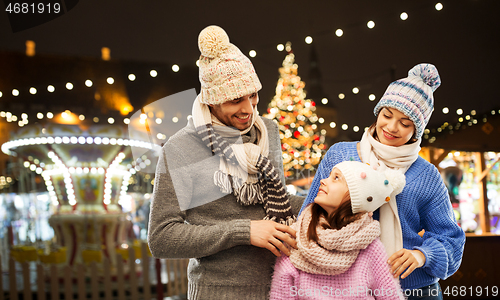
left=209, top=93, right=259, bottom=131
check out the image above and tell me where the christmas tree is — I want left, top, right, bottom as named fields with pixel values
left=264, top=42, right=326, bottom=180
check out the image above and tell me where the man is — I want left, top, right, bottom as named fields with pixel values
left=148, top=25, right=304, bottom=299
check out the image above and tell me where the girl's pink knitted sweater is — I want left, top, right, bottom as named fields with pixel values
left=270, top=206, right=404, bottom=299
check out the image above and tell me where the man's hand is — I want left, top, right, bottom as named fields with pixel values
left=250, top=220, right=297, bottom=257
left=388, top=249, right=426, bottom=279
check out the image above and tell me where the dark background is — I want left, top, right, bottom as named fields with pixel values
left=0, top=0, right=499, bottom=140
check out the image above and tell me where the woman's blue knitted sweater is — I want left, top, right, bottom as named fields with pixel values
left=299, top=142, right=465, bottom=290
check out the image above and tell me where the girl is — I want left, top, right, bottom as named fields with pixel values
left=298, top=63, right=465, bottom=299
left=270, top=161, right=406, bottom=300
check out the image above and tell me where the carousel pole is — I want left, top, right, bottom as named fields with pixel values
left=474, top=152, right=491, bottom=233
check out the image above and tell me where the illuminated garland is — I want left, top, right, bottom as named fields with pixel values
left=0, top=3, right=448, bottom=134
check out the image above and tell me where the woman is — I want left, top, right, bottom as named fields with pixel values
left=299, top=63, right=465, bottom=299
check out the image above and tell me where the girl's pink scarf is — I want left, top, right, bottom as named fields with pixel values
left=290, top=205, right=380, bottom=275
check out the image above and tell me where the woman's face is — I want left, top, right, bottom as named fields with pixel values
left=314, top=168, right=349, bottom=216
left=375, top=107, right=415, bottom=147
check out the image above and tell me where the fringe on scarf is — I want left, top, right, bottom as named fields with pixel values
left=264, top=215, right=296, bottom=226
left=214, top=170, right=264, bottom=205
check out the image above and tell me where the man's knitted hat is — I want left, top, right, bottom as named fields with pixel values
left=335, top=161, right=406, bottom=214
left=197, top=25, right=262, bottom=105
left=373, top=63, right=441, bottom=139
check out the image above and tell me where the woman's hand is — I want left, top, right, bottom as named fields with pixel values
left=387, top=249, right=425, bottom=279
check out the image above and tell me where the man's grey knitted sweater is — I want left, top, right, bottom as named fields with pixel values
left=148, top=117, right=303, bottom=300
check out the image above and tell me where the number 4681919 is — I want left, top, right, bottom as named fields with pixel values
left=443, top=286, right=498, bottom=297
left=5, top=2, right=61, bottom=14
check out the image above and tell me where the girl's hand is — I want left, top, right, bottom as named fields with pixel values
left=387, top=249, right=425, bottom=279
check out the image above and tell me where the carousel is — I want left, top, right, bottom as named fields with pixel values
left=2, top=115, right=157, bottom=266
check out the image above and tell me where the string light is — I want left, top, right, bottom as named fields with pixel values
left=0, top=3, right=480, bottom=139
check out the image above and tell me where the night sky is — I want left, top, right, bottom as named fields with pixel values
left=1, top=0, right=499, bottom=139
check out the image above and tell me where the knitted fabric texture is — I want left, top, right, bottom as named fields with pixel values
left=198, top=25, right=262, bottom=105
left=334, top=161, right=405, bottom=214
left=148, top=116, right=304, bottom=300
left=298, top=142, right=465, bottom=290
left=289, top=205, right=380, bottom=275
left=374, top=63, right=441, bottom=139
left=270, top=240, right=405, bottom=300
left=192, top=95, right=295, bottom=225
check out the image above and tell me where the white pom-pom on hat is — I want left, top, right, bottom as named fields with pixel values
left=408, top=63, right=441, bottom=92
left=198, top=25, right=231, bottom=59
left=383, top=169, right=406, bottom=196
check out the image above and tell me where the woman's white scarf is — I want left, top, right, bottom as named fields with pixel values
left=192, top=95, right=295, bottom=224
left=358, top=128, right=421, bottom=257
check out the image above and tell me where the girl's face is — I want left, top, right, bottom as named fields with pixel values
left=314, top=168, right=349, bottom=215
left=375, top=107, right=415, bottom=147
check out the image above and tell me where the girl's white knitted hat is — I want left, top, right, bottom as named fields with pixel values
left=198, top=25, right=262, bottom=105
left=335, top=161, right=406, bottom=214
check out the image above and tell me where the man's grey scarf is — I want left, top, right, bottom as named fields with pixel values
left=192, top=96, right=295, bottom=225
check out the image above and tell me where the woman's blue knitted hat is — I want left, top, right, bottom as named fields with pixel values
left=374, top=63, right=441, bottom=139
